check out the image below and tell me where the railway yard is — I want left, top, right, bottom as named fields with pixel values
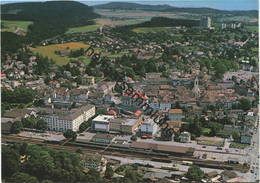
left=2, top=134, right=250, bottom=173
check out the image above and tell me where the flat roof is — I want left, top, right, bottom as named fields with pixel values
left=93, top=115, right=115, bottom=123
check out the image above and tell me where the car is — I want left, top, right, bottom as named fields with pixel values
left=202, top=146, right=206, bottom=148
left=216, top=147, right=222, bottom=150
left=251, top=170, right=254, bottom=173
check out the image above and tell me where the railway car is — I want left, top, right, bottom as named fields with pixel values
left=151, top=158, right=172, bottom=163
left=161, top=166, right=179, bottom=171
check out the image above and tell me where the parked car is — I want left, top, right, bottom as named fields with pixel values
left=216, top=147, right=222, bottom=150
left=202, top=146, right=206, bottom=148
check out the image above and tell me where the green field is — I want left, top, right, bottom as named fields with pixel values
left=1, top=20, right=33, bottom=33
left=66, top=24, right=101, bottom=34
left=132, top=27, right=171, bottom=33
left=202, top=128, right=211, bottom=135
left=31, top=42, right=91, bottom=66
left=230, top=142, right=249, bottom=149
left=246, top=26, right=258, bottom=32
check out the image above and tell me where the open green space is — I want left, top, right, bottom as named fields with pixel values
left=31, top=42, right=91, bottom=66
left=132, top=27, right=171, bottom=33
left=245, top=26, right=258, bottom=32
left=1, top=20, right=33, bottom=32
left=230, top=142, right=249, bottom=149
left=202, top=128, right=211, bottom=135
left=66, top=24, right=101, bottom=34
left=197, top=136, right=224, bottom=147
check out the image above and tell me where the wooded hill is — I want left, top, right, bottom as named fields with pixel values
left=1, top=1, right=99, bottom=48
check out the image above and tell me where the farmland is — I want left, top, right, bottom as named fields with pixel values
left=66, top=24, right=101, bottom=34
left=1, top=20, right=33, bottom=33
left=31, top=42, right=91, bottom=66
left=132, top=27, right=171, bottom=33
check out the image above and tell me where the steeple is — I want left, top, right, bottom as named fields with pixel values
left=192, top=77, right=200, bottom=98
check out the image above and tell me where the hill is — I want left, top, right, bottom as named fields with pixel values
left=94, top=2, right=258, bottom=16
left=1, top=1, right=99, bottom=45
left=94, top=2, right=171, bottom=11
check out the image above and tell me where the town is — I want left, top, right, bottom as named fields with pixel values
left=1, top=1, right=259, bottom=183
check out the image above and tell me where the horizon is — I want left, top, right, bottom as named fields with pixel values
left=1, top=0, right=259, bottom=11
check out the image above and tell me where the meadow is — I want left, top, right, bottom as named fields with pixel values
left=245, top=26, right=258, bottom=33
left=66, top=24, right=101, bottom=34
left=31, top=42, right=91, bottom=66
left=132, top=27, right=171, bottom=33
left=2, top=20, right=33, bottom=32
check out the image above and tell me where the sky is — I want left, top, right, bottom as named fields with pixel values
left=1, top=0, right=259, bottom=10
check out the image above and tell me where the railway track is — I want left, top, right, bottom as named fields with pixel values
left=2, top=135, right=249, bottom=172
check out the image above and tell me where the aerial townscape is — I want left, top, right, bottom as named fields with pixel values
left=1, top=1, right=259, bottom=183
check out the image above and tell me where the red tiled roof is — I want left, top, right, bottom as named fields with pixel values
left=107, top=110, right=117, bottom=116
left=168, top=109, right=183, bottom=114
left=134, top=110, right=142, bottom=117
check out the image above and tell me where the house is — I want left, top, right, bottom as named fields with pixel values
left=91, top=133, right=115, bottom=144
left=49, top=81, right=60, bottom=88
left=139, top=118, right=159, bottom=136
left=145, top=72, right=161, bottom=79
left=180, top=131, right=191, bottom=143
left=168, top=109, right=183, bottom=121
left=120, top=118, right=143, bottom=134
left=82, top=75, right=95, bottom=85
left=92, top=115, right=115, bottom=132
left=70, top=89, right=89, bottom=101
left=11, top=81, right=21, bottom=88
left=83, top=153, right=107, bottom=173
left=1, top=119, right=13, bottom=134
left=3, top=108, right=36, bottom=122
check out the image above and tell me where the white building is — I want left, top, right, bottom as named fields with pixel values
left=140, top=118, right=158, bottom=136
left=180, top=131, right=191, bottom=143
left=200, top=16, right=211, bottom=28
left=92, top=115, right=115, bottom=132
left=41, top=105, right=95, bottom=132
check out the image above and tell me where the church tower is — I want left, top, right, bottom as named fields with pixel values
left=192, top=77, right=200, bottom=98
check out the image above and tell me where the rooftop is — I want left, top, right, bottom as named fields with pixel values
left=168, top=109, right=183, bottom=114
left=93, top=115, right=115, bottom=123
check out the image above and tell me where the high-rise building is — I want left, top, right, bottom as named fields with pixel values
left=200, top=16, right=212, bottom=28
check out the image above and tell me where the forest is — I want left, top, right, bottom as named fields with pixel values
left=1, top=1, right=99, bottom=51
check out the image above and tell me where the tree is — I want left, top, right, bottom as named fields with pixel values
left=20, top=142, right=28, bottom=155
left=130, top=136, right=137, bottom=141
left=2, top=146, right=20, bottom=177
left=239, top=98, right=252, bottom=111
left=22, top=117, right=37, bottom=129
left=214, top=62, right=227, bottom=79
left=36, top=119, right=47, bottom=131
left=75, top=148, right=83, bottom=154
left=41, top=180, right=54, bottom=183
left=105, top=165, right=114, bottom=179
left=85, top=168, right=101, bottom=183
left=9, top=172, right=39, bottom=183
left=208, top=122, right=223, bottom=136
left=11, top=121, right=23, bottom=134
left=63, top=129, right=77, bottom=141
left=232, top=131, right=240, bottom=142
left=185, top=165, right=205, bottom=181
